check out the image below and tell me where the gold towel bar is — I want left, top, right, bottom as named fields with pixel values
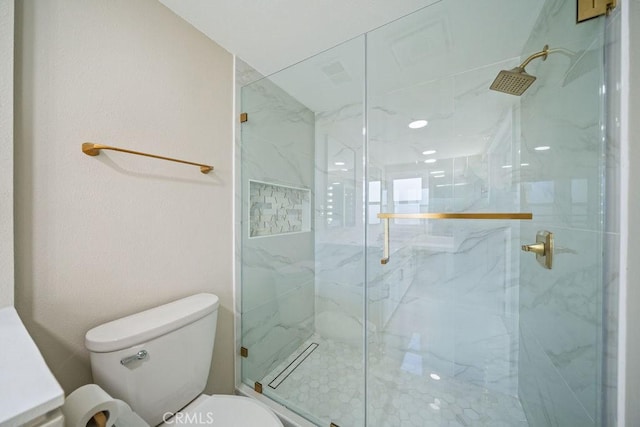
left=377, top=212, right=533, bottom=264
left=82, top=142, right=214, bottom=174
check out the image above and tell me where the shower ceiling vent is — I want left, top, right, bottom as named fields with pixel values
left=322, top=60, right=352, bottom=84
left=390, top=17, right=452, bottom=69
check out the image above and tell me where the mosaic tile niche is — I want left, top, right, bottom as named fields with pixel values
left=249, top=180, right=311, bottom=238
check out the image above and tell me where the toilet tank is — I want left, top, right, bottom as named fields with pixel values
left=85, top=293, right=219, bottom=426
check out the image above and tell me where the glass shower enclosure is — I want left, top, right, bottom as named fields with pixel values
left=239, top=1, right=614, bottom=425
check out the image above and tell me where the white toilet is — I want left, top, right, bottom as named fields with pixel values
left=84, top=293, right=283, bottom=427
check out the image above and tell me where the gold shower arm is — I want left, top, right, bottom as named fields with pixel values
left=519, top=45, right=551, bottom=69
left=518, top=45, right=577, bottom=70
left=82, top=142, right=214, bottom=174
left=378, top=212, right=533, bottom=264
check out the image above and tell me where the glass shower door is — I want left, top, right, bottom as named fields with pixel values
left=366, top=1, right=608, bottom=426
left=240, top=37, right=366, bottom=426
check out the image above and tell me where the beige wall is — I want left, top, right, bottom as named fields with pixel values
left=13, top=0, right=234, bottom=395
left=0, top=0, right=14, bottom=309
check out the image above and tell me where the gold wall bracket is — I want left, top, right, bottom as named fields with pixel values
left=240, top=112, right=248, bottom=123
left=82, top=142, right=213, bottom=174
left=240, top=347, right=248, bottom=358
left=577, top=0, right=616, bottom=22
left=254, top=382, right=263, bottom=394
left=378, top=212, right=533, bottom=265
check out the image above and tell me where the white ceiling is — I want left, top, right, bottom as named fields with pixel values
left=160, top=0, right=547, bottom=167
left=158, top=0, right=439, bottom=76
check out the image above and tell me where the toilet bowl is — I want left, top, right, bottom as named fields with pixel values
left=84, top=293, right=283, bottom=427
left=159, top=394, right=282, bottom=427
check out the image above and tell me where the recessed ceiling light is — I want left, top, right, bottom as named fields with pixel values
left=422, top=150, right=436, bottom=155
left=521, top=163, right=530, bottom=166
left=433, top=174, right=445, bottom=178
left=424, top=159, right=437, bottom=164
left=502, top=165, right=512, bottom=169
left=341, top=168, right=348, bottom=172
left=430, top=170, right=444, bottom=175
left=332, top=182, right=341, bottom=185
left=430, top=373, right=441, bottom=381
left=534, top=146, right=551, bottom=151
left=334, top=161, right=345, bottom=166
left=409, top=120, right=428, bottom=129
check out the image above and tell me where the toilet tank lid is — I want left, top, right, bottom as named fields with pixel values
left=85, top=293, right=219, bottom=353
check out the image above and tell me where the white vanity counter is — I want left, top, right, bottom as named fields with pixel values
left=0, top=306, right=64, bottom=426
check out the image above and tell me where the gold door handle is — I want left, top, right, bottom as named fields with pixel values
left=381, top=217, right=390, bottom=265
left=521, top=230, right=553, bottom=269
left=377, top=212, right=533, bottom=265
left=521, top=242, right=546, bottom=256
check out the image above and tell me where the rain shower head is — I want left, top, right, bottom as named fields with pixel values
left=490, top=67, right=537, bottom=96
left=490, top=44, right=552, bottom=96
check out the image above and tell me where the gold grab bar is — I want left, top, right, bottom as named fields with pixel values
left=377, top=212, right=533, bottom=264
left=82, top=142, right=214, bottom=174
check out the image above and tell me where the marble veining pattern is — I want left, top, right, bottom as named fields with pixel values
left=237, top=0, right=617, bottom=421
left=240, top=61, right=316, bottom=383
left=517, top=0, right=607, bottom=423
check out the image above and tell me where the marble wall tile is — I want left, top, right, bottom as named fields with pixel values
left=518, top=2, right=606, bottom=241
left=519, top=323, right=596, bottom=427
left=236, top=58, right=264, bottom=87
left=602, top=6, right=622, bottom=424
left=314, top=243, right=365, bottom=345
left=308, top=21, right=530, bottom=404
left=413, top=225, right=518, bottom=315
left=238, top=60, right=316, bottom=382
left=312, top=54, right=366, bottom=346
left=602, top=231, right=619, bottom=426
left=368, top=245, right=415, bottom=329
left=517, top=0, right=611, bottom=423
left=235, top=58, right=264, bottom=386
left=376, top=225, right=521, bottom=397
left=241, top=280, right=315, bottom=382
left=242, top=234, right=315, bottom=313
left=520, top=224, right=602, bottom=421
left=604, top=9, right=621, bottom=236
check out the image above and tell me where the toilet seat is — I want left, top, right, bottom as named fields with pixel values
left=179, top=395, right=283, bottom=427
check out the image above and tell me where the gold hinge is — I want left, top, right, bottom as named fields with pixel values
left=240, top=112, right=248, bottom=123
left=240, top=347, right=248, bottom=358
left=577, top=0, right=616, bottom=23
left=254, top=382, right=263, bottom=394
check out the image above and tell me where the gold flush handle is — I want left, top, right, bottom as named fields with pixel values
left=521, top=230, right=553, bottom=269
